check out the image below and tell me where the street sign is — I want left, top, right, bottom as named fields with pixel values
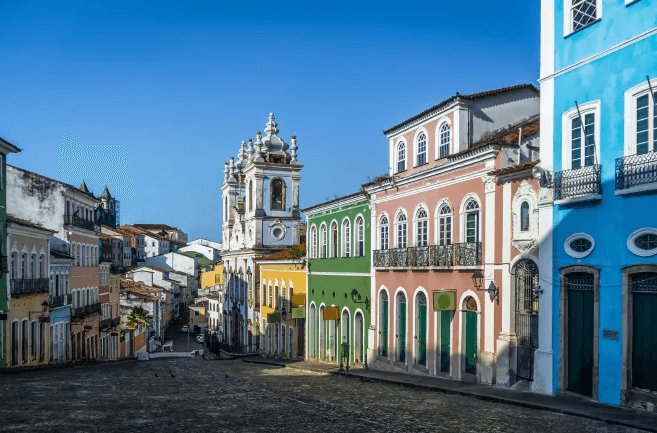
left=323, top=306, right=339, bottom=321
left=291, top=307, right=305, bottom=319
left=291, top=294, right=306, bottom=307
left=433, top=291, right=455, bottom=311
left=267, top=313, right=280, bottom=323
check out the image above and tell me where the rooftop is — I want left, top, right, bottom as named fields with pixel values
left=7, top=214, right=56, bottom=233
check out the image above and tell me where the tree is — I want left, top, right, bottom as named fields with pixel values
left=126, top=306, right=152, bottom=330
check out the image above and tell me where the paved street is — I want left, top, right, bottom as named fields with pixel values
left=0, top=358, right=644, bottom=433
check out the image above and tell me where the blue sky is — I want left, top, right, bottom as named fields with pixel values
left=0, top=0, right=540, bottom=241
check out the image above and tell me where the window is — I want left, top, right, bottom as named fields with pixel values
left=397, top=142, right=406, bottom=173
left=309, top=226, right=317, bottom=259
left=268, top=285, right=273, bottom=307
left=342, top=219, right=351, bottom=257
left=569, top=0, right=598, bottom=33
left=21, top=253, right=27, bottom=278
left=271, top=179, right=284, bottom=210
left=30, top=321, right=37, bottom=359
left=416, top=209, right=428, bottom=247
left=11, top=252, right=17, bottom=279
left=571, top=113, right=595, bottom=169
left=438, top=204, right=452, bottom=245
left=379, top=216, right=389, bottom=250
left=330, top=222, right=338, bottom=258
left=416, top=133, right=427, bottom=166
left=634, top=91, right=657, bottom=155
left=224, top=196, right=228, bottom=222
left=355, top=217, right=364, bottom=256
left=320, top=225, right=327, bottom=258
left=465, top=199, right=479, bottom=243
left=439, top=123, right=451, bottom=159
left=30, top=254, right=36, bottom=278
left=396, top=213, right=407, bottom=248
left=281, top=286, right=287, bottom=311
left=564, top=233, right=595, bottom=258
left=248, top=181, right=253, bottom=212
left=627, top=228, right=657, bottom=257
left=520, top=202, right=530, bottom=232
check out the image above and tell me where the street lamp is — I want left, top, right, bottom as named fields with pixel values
left=471, top=270, right=499, bottom=305
left=28, top=300, right=49, bottom=319
left=350, top=288, right=370, bottom=311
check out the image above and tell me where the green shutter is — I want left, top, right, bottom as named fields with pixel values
left=440, top=311, right=451, bottom=373
left=399, top=303, right=406, bottom=363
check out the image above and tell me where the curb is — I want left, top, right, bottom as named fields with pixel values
left=333, top=371, right=656, bottom=433
left=0, top=358, right=138, bottom=375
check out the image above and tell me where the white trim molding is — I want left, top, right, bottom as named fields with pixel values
left=561, top=100, right=601, bottom=171
left=627, top=227, right=657, bottom=257
left=564, top=232, right=595, bottom=259
left=624, top=78, right=657, bottom=157
left=511, top=181, right=539, bottom=254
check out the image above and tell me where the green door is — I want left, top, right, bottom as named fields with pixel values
left=632, top=273, right=657, bottom=392
left=417, top=302, right=427, bottom=366
left=464, top=311, right=477, bottom=375
left=440, top=311, right=451, bottom=373
left=381, top=299, right=388, bottom=357
left=567, top=273, right=594, bottom=397
left=343, top=315, right=350, bottom=365
left=398, top=300, right=406, bottom=363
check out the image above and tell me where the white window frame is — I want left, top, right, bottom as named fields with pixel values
left=437, top=120, right=452, bottom=159
left=309, top=225, right=317, bottom=259
left=460, top=195, right=481, bottom=244
left=563, top=0, right=601, bottom=36
left=436, top=202, right=453, bottom=246
left=396, top=212, right=407, bottom=249
left=330, top=220, right=338, bottom=259
left=341, top=218, right=351, bottom=258
left=627, top=227, right=657, bottom=257
left=624, top=78, right=657, bottom=156
left=319, top=223, right=327, bottom=259
left=564, top=232, right=595, bottom=259
left=414, top=207, right=428, bottom=247
left=561, top=101, right=601, bottom=171
left=396, top=141, right=406, bottom=173
left=354, top=215, right=365, bottom=257
left=379, top=215, right=389, bottom=250
left=414, top=129, right=428, bottom=167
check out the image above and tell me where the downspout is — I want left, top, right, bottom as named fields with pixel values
left=518, top=127, right=523, bottom=165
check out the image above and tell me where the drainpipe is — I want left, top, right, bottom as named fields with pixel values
left=518, top=127, right=523, bottom=165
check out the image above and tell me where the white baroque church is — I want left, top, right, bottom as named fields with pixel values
left=220, top=113, right=303, bottom=351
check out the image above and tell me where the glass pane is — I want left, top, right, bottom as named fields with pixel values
left=638, top=94, right=649, bottom=155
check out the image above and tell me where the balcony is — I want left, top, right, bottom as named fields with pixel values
left=554, top=165, right=602, bottom=204
left=11, top=278, right=50, bottom=296
left=64, top=214, right=100, bottom=234
left=71, top=302, right=101, bottom=319
left=615, top=152, right=657, bottom=195
left=374, top=242, right=482, bottom=270
left=49, top=294, right=72, bottom=309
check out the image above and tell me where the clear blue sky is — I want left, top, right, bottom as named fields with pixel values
left=0, top=0, right=540, bottom=241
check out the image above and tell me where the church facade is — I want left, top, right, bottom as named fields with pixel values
left=220, top=113, right=303, bottom=353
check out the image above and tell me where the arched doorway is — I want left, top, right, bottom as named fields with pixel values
left=341, top=309, right=350, bottom=365
left=396, top=291, right=407, bottom=363
left=463, top=296, right=478, bottom=377
left=415, top=292, right=427, bottom=366
left=564, top=272, right=595, bottom=397
left=354, top=312, right=364, bottom=364
left=319, top=305, right=325, bottom=360
left=627, top=270, right=657, bottom=393
left=309, top=304, right=316, bottom=358
left=515, top=259, right=539, bottom=381
left=289, top=327, right=294, bottom=358
left=379, top=291, right=388, bottom=357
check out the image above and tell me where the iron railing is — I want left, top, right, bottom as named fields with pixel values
left=64, top=214, right=100, bottom=234
left=615, top=152, right=657, bottom=191
left=11, top=278, right=49, bottom=296
left=100, top=318, right=112, bottom=329
left=49, top=295, right=67, bottom=308
left=554, top=164, right=601, bottom=201
left=71, top=302, right=101, bottom=319
left=373, top=242, right=482, bottom=269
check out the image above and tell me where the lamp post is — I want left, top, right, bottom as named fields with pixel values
left=350, top=288, right=370, bottom=311
left=471, top=270, right=499, bottom=305
left=28, top=300, right=49, bottom=319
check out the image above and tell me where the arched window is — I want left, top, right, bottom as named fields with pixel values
left=224, top=196, right=228, bottom=222
left=248, top=181, right=253, bottom=212
left=416, top=209, right=428, bottom=247
left=330, top=222, right=338, bottom=258
left=520, top=201, right=530, bottom=232
left=416, top=133, right=427, bottom=166
left=342, top=219, right=351, bottom=257
left=379, top=216, right=389, bottom=250
left=355, top=217, right=364, bottom=257
left=271, top=179, right=284, bottom=210
left=39, top=254, right=45, bottom=277
left=396, top=213, right=407, bottom=248
left=309, top=226, right=317, bottom=259
left=439, top=204, right=452, bottom=245
left=397, top=142, right=406, bottom=173
left=31, top=253, right=36, bottom=277
left=320, top=225, right=327, bottom=259
left=465, top=199, right=480, bottom=243
left=439, top=123, right=451, bottom=158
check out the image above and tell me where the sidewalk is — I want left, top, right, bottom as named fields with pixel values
left=242, top=358, right=657, bottom=432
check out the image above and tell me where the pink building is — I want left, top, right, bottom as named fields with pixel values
left=365, top=84, right=544, bottom=388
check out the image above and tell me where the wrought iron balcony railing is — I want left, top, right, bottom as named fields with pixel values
left=554, top=164, right=602, bottom=201
left=11, top=278, right=50, bottom=296
left=71, top=302, right=101, bottom=319
left=100, top=318, right=112, bottom=329
left=64, top=214, right=100, bottom=234
left=615, top=152, right=657, bottom=192
left=49, top=295, right=67, bottom=308
left=374, top=242, right=482, bottom=269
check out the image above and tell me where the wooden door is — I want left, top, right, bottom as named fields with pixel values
left=566, top=273, right=594, bottom=397
left=417, top=302, right=427, bottom=365
left=381, top=298, right=388, bottom=357
left=632, top=273, right=657, bottom=392
left=398, top=300, right=406, bottom=363
left=464, top=311, right=477, bottom=375
left=440, top=310, right=451, bottom=373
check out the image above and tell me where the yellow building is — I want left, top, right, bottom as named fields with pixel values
left=257, top=256, right=306, bottom=359
left=201, top=263, right=223, bottom=289
left=7, top=215, right=54, bottom=367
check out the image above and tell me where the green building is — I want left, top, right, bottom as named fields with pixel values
left=0, top=137, right=21, bottom=367
left=303, top=192, right=371, bottom=367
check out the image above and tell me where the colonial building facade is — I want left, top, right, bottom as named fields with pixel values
left=365, top=85, right=542, bottom=387
left=220, top=113, right=303, bottom=353
left=538, top=0, right=657, bottom=407
left=304, top=192, right=371, bottom=367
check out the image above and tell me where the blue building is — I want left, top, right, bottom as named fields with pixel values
left=538, top=0, right=657, bottom=408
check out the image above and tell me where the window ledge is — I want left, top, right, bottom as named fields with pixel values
left=625, top=0, right=642, bottom=6
left=564, top=18, right=601, bottom=39
left=615, top=182, right=657, bottom=196
left=414, top=162, right=428, bottom=168
left=555, top=193, right=602, bottom=206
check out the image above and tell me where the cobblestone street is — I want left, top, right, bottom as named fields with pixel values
left=0, top=358, right=644, bottom=433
